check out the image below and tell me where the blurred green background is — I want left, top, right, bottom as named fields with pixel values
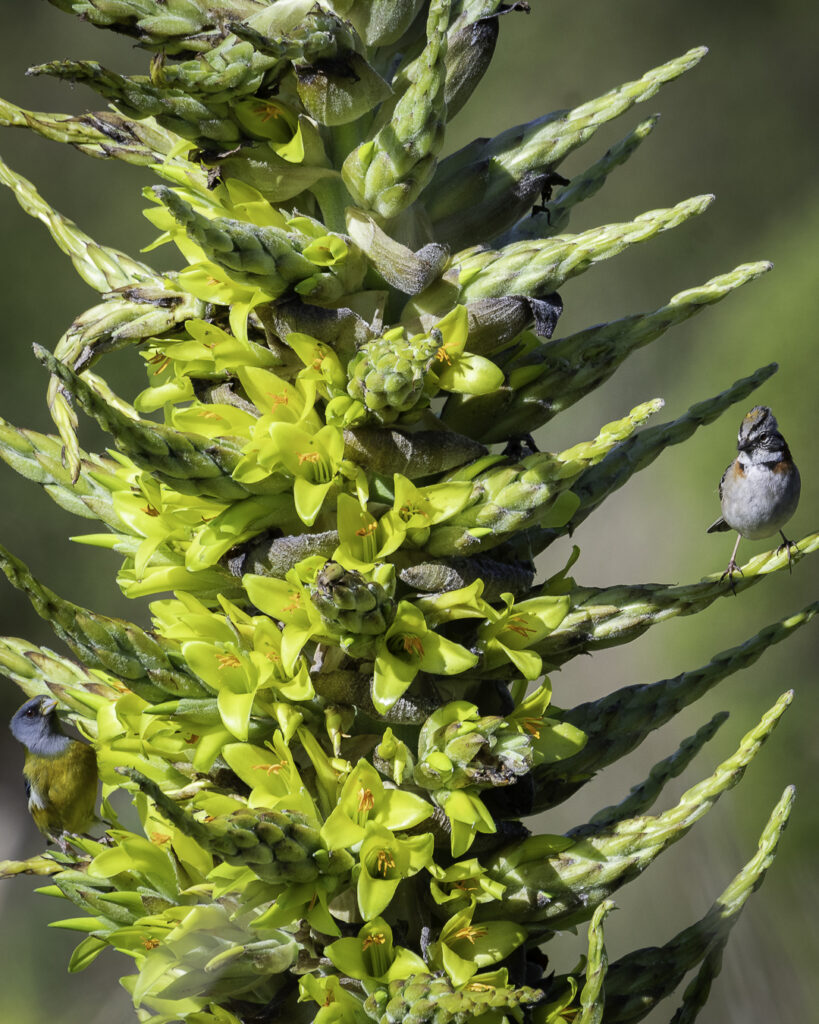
left=0, top=1, right=816, bottom=1022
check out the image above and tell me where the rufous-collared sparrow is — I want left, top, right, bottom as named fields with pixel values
left=708, top=405, right=801, bottom=583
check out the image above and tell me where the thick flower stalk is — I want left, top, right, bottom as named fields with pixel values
left=0, top=5, right=813, bottom=1024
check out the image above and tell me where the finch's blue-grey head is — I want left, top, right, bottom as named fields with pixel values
left=10, top=695, right=70, bottom=757
left=737, top=406, right=786, bottom=455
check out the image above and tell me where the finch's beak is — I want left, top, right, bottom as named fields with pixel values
left=39, top=697, right=58, bottom=716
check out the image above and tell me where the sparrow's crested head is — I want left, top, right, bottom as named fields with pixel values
left=737, top=406, right=786, bottom=454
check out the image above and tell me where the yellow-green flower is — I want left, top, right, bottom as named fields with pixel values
left=325, top=918, right=427, bottom=985
left=477, top=592, right=571, bottom=678
left=372, top=601, right=478, bottom=714
left=243, top=568, right=327, bottom=672
left=356, top=823, right=433, bottom=920
left=321, top=759, right=432, bottom=850
left=426, top=901, right=526, bottom=987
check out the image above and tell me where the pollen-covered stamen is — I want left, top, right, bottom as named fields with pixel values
left=521, top=718, right=541, bottom=738
left=142, top=938, right=160, bottom=950
left=216, top=652, right=241, bottom=669
left=453, top=924, right=488, bottom=945
left=296, top=446, right=336, bottom=484
left=402, top=634, right=425, bottom=658
left=375, top=849, right=396, bottom=876
left=453, top=879, right=477, bottom=892
left=398, top=503, right=429, bottom=523
left=506, top=615, right=536, bottom=638
left=252, top=760, right=289, bottom=775
left=353, top=520, right=378, bottom=562
left=264, top=649, right=288, bottom=681
left=361, top=932, right=386, bottom=951
left=140, top=504, right=160, bottom=517
left=256, top=101, right=281, bottom=122
left=267, top=390, right=289, bottom=410
left=358, top=787, right=375, bottom=813
left=435, top=344, right=453, bottom=366
left=282, top=591, right=302, bottom=614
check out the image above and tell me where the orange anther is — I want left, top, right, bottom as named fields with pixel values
left=253, top=760, right=288, bottom=775
left=357, top=787, right=375, bottom=813
left=256, top=102, right=281, bottom=122
left=506, top=616, right=536, bottom=638
left=402, top=635, right=424, bottom=658
left=375, top=849, right=395, bottom=876
left=453, top=924, right=488, bottom=945
left=521, top=718, right=541, bottom=738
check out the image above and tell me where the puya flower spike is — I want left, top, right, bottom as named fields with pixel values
left=0, top=6, right=813, bottom=1024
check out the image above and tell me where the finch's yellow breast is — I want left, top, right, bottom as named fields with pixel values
left=23, top=741, right=98, bottom=837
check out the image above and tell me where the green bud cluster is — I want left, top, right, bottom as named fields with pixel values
left=310, top=561, right=396, bottom=635
left=365, top=972, right=544, bottom=1024
left=347, top=330, right=443, bottom=421
left=0, top=5, right=812, bottom=1024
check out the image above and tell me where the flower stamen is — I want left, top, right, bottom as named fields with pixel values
left=506, top=615, right=536, bottom=638
left=402, top=635, right=425, bottom=658
left=253, top=761, right=288, bottom=775
left=256, top=102, right=281, bottom=122
left=357, top=787, right=375, bottom=813
left=453, top=924, right=488, bottom=945
left=375, top=849, right=395, bottom=876
left=361, top=932, right=386, bottom=951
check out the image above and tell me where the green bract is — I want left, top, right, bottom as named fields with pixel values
left=0, top=5, right=813, bottom=1024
